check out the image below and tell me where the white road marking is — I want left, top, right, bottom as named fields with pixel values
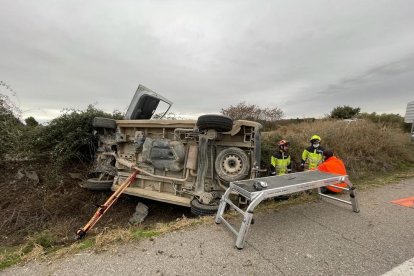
left=382, top=257, right=414, bottom=275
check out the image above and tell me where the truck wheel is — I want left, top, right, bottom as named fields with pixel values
left=196, top=114, right=233, bottom=132
left=190, top=198, right=219, bottom=216
left=92, top=117, right=116, bottom=129
left=215, top=147, right=250, bottom=182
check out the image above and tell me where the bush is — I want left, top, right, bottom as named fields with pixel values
left=0, top=94, right=24, bottom=163
left=358, top=112, right=410, bottom=131
left=262, top=119, right=414, bottom=179
left=330, top=105, right=360, bottom=119
left=24, top=116, right=39, bottom=127
left=29, top=105, right=122, bottom=167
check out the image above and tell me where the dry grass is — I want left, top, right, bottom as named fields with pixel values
left=262, top=119, right=414, bottom=180
left=353, top=166, right=414, bottom=190
left=2, top=118, right=414, bottom=270
left=94, top=228, right=132, bottom=250
left=155, top=215, right=213, bottom=233
left=0, top=162, right=138, bottom=247
left=3, top=163, right=414, bottom=270
left=9, top=215, right=210, bottom=265
left=255, top=192, right=319, bottom=213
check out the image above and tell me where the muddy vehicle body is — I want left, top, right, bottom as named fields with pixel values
left=87, top=85, right=262, bottom=215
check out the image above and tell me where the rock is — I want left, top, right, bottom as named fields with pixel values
left=68, top=173, right=84, bottom=180
left=25, top=170, right=39, bottom=184
left=15, top=169, right=25, bottom=180
left=14, top=169, right=39, bottom=184
left=129, top=202, right=149, bottom=225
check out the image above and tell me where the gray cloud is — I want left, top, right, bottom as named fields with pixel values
left=1, top=0, right=414, bottom=122
left=322, top=56, right=414, bottom=94
left=283, top=56, right=414, bottom=117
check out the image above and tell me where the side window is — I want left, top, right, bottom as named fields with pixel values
left=152, top=100, right=172, bottom=119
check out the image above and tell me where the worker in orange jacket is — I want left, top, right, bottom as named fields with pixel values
left=317, top=149, right=348, bottom=193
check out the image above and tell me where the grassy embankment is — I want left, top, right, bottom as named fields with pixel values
left=1, top=119, right=414, bottom=269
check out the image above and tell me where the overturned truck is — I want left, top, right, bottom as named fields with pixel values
left=85, top=85, right=262, bottom=215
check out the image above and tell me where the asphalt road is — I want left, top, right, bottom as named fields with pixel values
left=3, top=178, right=414, bottom=276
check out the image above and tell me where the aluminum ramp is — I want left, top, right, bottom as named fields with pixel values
left=215, top=170, right=360, bottom=249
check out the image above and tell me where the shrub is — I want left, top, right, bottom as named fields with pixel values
left=29, top=105, right=122, bottom=166
left=32, top=230, right=57, bottom=249
left=358, top=112, right=410, bottom=131
left=330, top=105, right=360, bottom=119
left=24, top=116, right=39, bottom=127
left=0, top=94, right=24, bottom=163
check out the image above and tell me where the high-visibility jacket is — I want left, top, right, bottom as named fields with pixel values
left=301, top=146, right=324, bottom=170
left=270, top=151, right=291, bottom=175
left=317, top=156, right=348, bottom=193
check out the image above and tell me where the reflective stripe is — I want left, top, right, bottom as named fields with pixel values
left=303, top=150, right=323, bottom=169
left=273, top=155, right=291, bottom=175
left=271, top=156, right=277, bottom=167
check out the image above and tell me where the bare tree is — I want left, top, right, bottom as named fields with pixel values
left=221, top=102, right=283, bottom=122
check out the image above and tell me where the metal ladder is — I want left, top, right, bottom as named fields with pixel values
left=215, top=170, right=360, bottom=249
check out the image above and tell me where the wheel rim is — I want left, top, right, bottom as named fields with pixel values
left=215, top=147, right=250, bottom=182
left=222, top=154, right=243, bottom=175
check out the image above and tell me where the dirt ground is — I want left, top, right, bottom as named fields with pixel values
left=0, top=162, right=193, bottom=247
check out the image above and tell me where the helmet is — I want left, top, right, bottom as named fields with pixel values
left=278, top=140, right=290, bottom=146
left=310, top=134, right=321, bottom=143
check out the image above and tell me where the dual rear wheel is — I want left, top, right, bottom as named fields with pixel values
left=192, top=115, right=250, bottom=215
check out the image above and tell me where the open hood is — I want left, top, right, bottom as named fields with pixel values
left=124, top=85, right=173, bottom=120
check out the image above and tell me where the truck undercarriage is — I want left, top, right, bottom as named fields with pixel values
left=82, top=85, right=262, bottom=215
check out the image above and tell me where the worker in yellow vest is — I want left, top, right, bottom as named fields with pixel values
left=300, top=135, right=324, bottom=170
left=270, top=140, right=292, bottom=175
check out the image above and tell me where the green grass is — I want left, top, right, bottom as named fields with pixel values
left=77, top=239, right=95, bottom=250
left=131, top=229, right=160, bottom=240
left=0, top=247, right=22, bottom=270
left=0, top=254, right=21, bottom=270
left=32, top=230, right=56, bottom=249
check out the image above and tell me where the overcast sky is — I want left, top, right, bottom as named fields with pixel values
left=1, top=0, right=413, bottom=122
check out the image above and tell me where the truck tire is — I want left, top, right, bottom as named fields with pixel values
left=79, top=178, right=113, bottom=191
left=196, top=115, right=233, bottom=132
left=92, top=117, right=116, bottom=129
left=215, top=147, right=250, bottom=182
left=190, top=198, right=219, bottom=216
